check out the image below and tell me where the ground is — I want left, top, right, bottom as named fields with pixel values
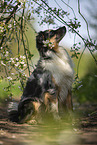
left=0, top=101, right=97, bottom=145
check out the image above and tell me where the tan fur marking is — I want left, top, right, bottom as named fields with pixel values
left=44, top=93, right=50, bottom=106
left=32, top=102, right=41, bottom=112
left=44, top=92, right=58, bottom=112
left=49, top=35, right=59, bottom=51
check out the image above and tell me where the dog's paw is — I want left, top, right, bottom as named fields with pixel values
left=27, top=119, right=37, bottom=124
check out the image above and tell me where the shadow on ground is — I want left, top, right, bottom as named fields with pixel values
left=0, top=99, right=97, bottom=145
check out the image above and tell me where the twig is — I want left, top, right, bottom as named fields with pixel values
left=33, top=0, right=97, bottom=64
left=0, top=0, right=13, bottom=18
left=34, top=0, right=85, bottom=41
left=89, top=110, right=97, bottom=116
left=77, top=47, right=86, bottom=77
left=0, top=2, right=21, bottom=47
left=21, top=6, right=31, bottom=76
left=16, top=11, right=37, bottom=33
left=78, top=0, right=91, bottom=41
left=61, top=0, right=76, bottom=18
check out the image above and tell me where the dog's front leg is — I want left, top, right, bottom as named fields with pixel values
left=44, top=92, right=60, bottom=120
left=65, top=90, right=73, bottom=110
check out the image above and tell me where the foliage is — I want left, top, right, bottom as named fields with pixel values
left=73, top=53, right=97, bottom=103
left=74, top=74, right=97, bottom=103
left=0, top=80, right=22, bottom=105
left=0, top=0, right=97, bottom=99
left=0, top=0, right=35, bottom=96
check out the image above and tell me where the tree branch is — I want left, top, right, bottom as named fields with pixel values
left=21, top=5, right=31, bottom=77
left=78, top=0, right=91, bottom=41
left=33, top=0, right=97, bottom=64
left=0, top=2, right=21, bottom=47
left=61, top=0, right=76, bottom=18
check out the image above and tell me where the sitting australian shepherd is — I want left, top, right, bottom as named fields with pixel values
left=8, top=26, right=74, bottom=123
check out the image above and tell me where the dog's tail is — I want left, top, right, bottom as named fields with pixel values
left=7, top=97, right=41, bottom=123
left=7, top=102, right=19, bottom=122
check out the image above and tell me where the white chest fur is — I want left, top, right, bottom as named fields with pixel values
left=41, top=47, right=74, bottom=101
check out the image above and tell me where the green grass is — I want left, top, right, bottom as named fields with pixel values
left=0, top=80, right=22, bottom=105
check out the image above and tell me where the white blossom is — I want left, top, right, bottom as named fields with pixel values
left=7, top=76, right=12, bottom=80
left=5, top=51, right=9, bottom=57
left=1, top=29, right=4, bottom=32
left=12, top=60, right=15, bottom=63
left=20, top=61, right=25, bottom=64
left=15, top=58, right=19, bottom=61
left=0, top=26, right=4, bottom=32
left=1, top=61, right=6, bottom=66
left=48, top=43, right=52, bottom=47
left=22, top=56, right=26, bottom=59
left=10, top=58, right=14, bottom=61
left=23, top=64, right=26, bottom=67
left=43, top=40, right=55, bottom=48
left=11, top=73, right=14, bottom=75
left=0, top=26, right=4, bottom=30
left=45, top=40, right=50, bottom=43
left=43, top=40, right=49, bottom=44
left=43, top=44, right=47, bottom=47
left=8, top=24, right=12, bottom=28
left=15, top=62, right=19, bottom=67
left=14, top=21, right=16, bottom=26
left=52, top=45, right=55, bottom=47
left=20, top=55, right=26, bottom=59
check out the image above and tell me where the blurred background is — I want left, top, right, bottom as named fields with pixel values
left=0, top=1, right=97, bottom=145
left=0, top=0, right=97, bottom=105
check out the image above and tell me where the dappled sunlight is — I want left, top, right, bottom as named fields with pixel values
left=0, top=0, right=97, bottom=144
left=24, top=119, right=80, bottom=145
left=0, top=97, right=97, bottom=145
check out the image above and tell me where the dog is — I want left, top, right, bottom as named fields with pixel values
left=8, top=26, right=74, bottom=123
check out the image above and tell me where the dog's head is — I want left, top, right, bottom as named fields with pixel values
left=36, top=26, right=66, bottom=56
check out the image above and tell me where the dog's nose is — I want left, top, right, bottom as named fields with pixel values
left=61, top=26, right=66, bottom=33
left=56, top=26, right=66, bottom=34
